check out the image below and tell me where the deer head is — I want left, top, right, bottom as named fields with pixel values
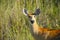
left=23, top=8, right=40, bottom=24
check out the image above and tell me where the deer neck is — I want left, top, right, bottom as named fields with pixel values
left=32, top=20, right=39, bottom=34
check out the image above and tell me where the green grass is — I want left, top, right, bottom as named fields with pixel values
left=0, top=0, right=60, bottom=40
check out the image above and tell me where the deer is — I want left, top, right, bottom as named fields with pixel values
left=23, top=8, right=60, bottom=40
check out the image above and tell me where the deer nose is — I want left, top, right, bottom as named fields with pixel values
left=30, top=20, right=34, bottom=24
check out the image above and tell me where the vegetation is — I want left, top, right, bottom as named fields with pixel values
left=0, top=0, right=60, bottom=40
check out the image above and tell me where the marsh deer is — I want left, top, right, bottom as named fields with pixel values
left=23, top=8, right=60, bottom=40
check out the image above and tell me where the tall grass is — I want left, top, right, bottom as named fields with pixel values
left=0, top=0, right=60, bottom=40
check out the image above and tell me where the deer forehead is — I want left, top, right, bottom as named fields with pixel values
left=29, top=15, right=35, bottom=19
left=28, top=14, right=34, bottom=17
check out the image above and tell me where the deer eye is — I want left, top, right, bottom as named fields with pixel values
left=28, top=16, right=32, bottom=19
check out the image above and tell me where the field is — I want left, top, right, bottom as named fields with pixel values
left=0, top=0, right=60, bottom=40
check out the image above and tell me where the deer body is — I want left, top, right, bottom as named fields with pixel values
left=23, top=8, right=60, bottom=40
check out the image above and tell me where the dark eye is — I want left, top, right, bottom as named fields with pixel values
left=28, top=16, right=32, bottom=18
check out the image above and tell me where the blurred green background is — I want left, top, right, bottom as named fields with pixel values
left=0, top=0, right=60, bottom=40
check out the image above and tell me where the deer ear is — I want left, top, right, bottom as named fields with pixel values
left=23, top=8, right=28, bottom=16
left=34, top=8, right=40, bottom=15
